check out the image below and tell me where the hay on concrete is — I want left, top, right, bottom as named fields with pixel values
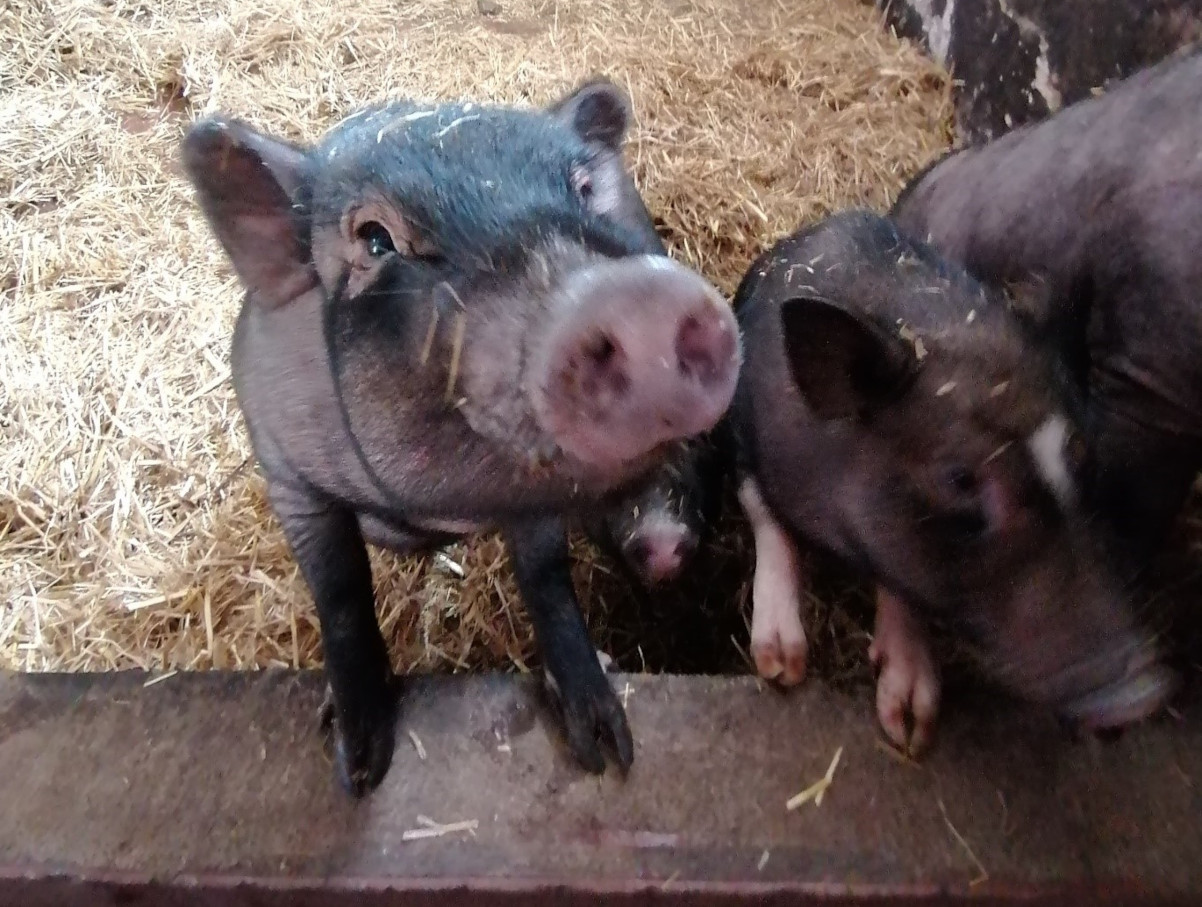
left=1, top=0, right=954, bottom=676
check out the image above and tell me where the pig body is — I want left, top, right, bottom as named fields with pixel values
left=891, top=48, right=1202, bottom=575
left=729, top=209, right=1174, bottom=754
left=182, top=80, right=741, bottom=796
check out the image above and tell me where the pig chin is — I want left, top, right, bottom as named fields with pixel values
left=548, top=432, right=674, bottom=487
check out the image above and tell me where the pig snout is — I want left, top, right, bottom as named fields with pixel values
left=533, top=256, right=741, bottom=469
left=1056, top=643, right=1178, bottom=732
left=994, top=620, right=1177, bottom=733
left=623, top=519, right=698, bottom=584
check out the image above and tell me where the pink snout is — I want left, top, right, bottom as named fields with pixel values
left=532, top=255, right=741, bottom=470
left=623, top=521, right=698, bottom=585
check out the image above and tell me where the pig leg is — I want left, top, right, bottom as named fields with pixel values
left=504, top=517, right=634, bottom=775
left=870, top=587, right=940, bottom=757
left=737, top=476, right=808, bottom=685
left=270, top=484, right=397, bottom=798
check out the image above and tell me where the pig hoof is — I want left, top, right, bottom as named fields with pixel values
left=869, top=637, right=941, bottom=758
left=751, top=634, right=808, bottom=687
left=319, top=683, right=398, bottom=798
left=545, top=671, right=634, bottom=775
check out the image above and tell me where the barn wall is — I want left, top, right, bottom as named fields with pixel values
left=878, top=0, right=1202, bottom=142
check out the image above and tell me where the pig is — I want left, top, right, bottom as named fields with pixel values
left=585, top=433, right=726, bottom=588
left=729, top=208, right=1176, bottom=756
left=891, top=48, right=1202, bottom=581
left=180, top=77, right=742, bottom=797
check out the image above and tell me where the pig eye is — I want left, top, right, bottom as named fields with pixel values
left=356, top=221, right=396, bottom=258
left=571, top=166, right=594, bottom=202
left=942, top=465, right=979, bottom=497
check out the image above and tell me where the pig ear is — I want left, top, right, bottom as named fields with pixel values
left=548, top=77, right=631, bottom=151
left=780, top=296, right=918, bottom=420
left=181, top=116, right=319, bottom=309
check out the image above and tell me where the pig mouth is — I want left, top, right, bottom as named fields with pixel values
left=1056, top=650, right=1178, bottom=731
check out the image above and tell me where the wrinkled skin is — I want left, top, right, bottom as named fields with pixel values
left=181, top=79, right=742, bottom=796
left=729, top=209, right=1175, bottom=756
left=892, top=48, right=1202, bottom=580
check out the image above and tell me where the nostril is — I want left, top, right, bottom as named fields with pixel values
left=677, top=536, right=699, bottom=561
left=572, top=330, right=629, bottom=402
left=628, top=540, right=652, bottom=569
left=584, top=332, right=618, bottom=369
left=674, top=311, right=736, bottom=387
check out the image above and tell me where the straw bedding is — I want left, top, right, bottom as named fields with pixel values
left=3, top=0, right=960, bottom=677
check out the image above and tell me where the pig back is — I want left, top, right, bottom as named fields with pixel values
left=892, top=49, right=1202, bottom=443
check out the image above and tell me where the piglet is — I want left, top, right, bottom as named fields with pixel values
left=729, top=209, right=1175, bottom=755
left=181, top=78, right=742, bottom=796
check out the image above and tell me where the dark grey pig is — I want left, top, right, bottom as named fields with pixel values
left=180, top=78, right=742, bottom=796
left=891, top=48, right=1202, bottom=578
left=729, top=209, right=1174, bottom=755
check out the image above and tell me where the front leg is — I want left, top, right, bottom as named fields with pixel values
left=869, top=586, right=941, bottom=758
left=269, top=482, right=397, bottom=797
left=737, top=476, right=808, bottom=686
left=503, top=516, right=634, bottom=775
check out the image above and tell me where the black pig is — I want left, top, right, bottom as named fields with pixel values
left=729, top=209, right=1174, bottom=755
left=181, top=79, right=742, bottom=796
left=891, top=48, right=1202, bottom=578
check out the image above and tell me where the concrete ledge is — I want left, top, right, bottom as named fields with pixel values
left=1, top=669, right=1199, bottom=905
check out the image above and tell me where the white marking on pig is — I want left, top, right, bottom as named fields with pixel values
left=737, top=478, right=807, bottom=686
left=1027, top=413, right=1075, bottom=506
left=935, top=381, right=956, bottom=397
